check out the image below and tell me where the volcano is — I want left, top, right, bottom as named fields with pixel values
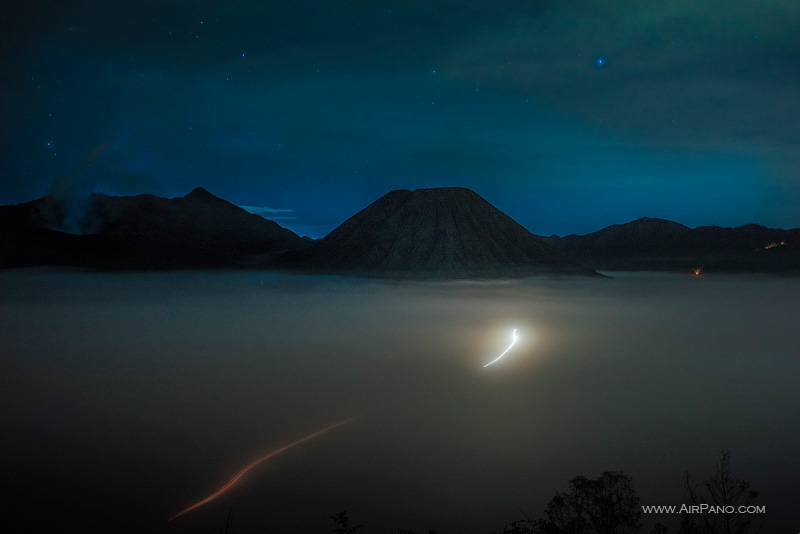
left=0, top=188, right=311, bottom=269
left=275, top=187, right=594, bottom=278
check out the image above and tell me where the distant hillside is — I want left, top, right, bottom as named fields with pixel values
left=0, top=188, right=311, bottom=269
left=543, top=217, right=800, bottom=273
left=274, top=187, right=596, bottom=278
left=5, top=187, right=797, bottom=275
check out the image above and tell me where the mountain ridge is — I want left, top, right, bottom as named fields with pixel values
left=543, top=216, right=800, bottom=273
left=2, top=187, right=798, bottom=275
left=274, top=187, right=596, bottom=278
left=0, top=188, right=311, bottom=269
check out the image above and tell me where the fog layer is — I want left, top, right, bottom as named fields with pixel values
left=1, top=271, right=797, bottom=532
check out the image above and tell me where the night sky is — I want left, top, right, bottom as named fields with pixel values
left=2, top=1, right=799, bottom=238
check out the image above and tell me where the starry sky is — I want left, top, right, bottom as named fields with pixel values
left=2, top=0, right=799, bottom=238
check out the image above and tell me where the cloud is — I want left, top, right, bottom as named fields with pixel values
left=238, top=205, right=298, bottom=220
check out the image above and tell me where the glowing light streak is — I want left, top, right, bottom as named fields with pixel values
left=169, top=416, right=359, bottom=521
left=483, top=328, right=518, bottom=367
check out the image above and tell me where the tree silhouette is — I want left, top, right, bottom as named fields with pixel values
left=499, top=471, right=641, bottom=533
left=678, top=452, right=763, bottom=534
left=330, top=511, right=364, bottom=534
left=543, top=471, right=641, bottom=533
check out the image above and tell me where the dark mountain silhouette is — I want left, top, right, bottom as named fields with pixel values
left=543, top=217, right=800, bottom=273
left=0, top=188, right=311, bottom=269
left=274, top=187, right=595, bottom=278
left=4, top=188, right=798, bottom=275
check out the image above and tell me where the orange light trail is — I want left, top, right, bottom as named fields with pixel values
left=169, top=416, right=359, bottom=521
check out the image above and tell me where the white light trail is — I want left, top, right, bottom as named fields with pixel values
left=483, top=328, right=518, bottom=367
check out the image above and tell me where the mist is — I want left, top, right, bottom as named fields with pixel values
left=1, top=270, right=797, bottom=533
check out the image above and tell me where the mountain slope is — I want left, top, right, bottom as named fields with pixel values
left=84, top=187, right=308, bottom=253
left=544, top=217, right=800, bottom=272
left=0, top=188, right=311, bottom=269
left=275, top=187, right=594, bottom=278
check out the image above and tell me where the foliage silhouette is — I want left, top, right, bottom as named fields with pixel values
left=322, top=456, right=761, bottom=534
left=677, top=452, right=763, bottom=534
left=330, top=511, right=364, bottom=533
left=495, top=471, right=641, bottom=534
